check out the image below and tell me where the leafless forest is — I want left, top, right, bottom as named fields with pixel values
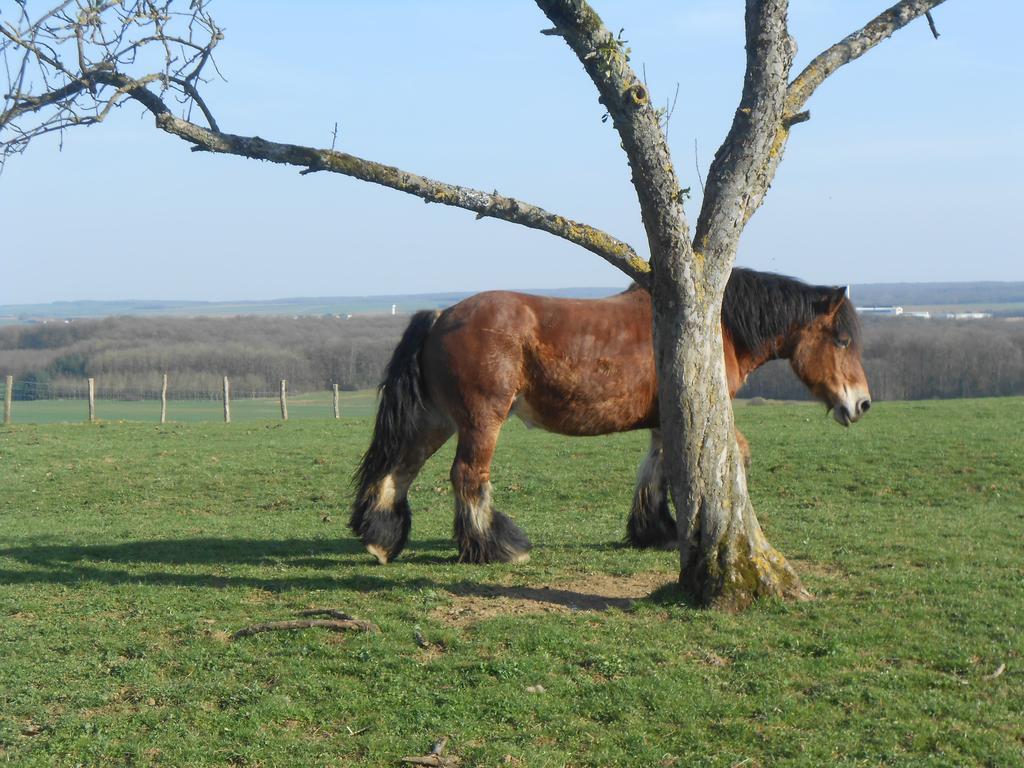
left=1, top=313, right=1022, bottom=402
left=0, top=315, right=408, bottom=398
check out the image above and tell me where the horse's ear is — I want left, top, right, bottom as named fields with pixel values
left=815, top=287, right=847, bottom=318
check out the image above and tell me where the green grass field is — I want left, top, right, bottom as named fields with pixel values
left=1, top=399, right=1021, bottom=766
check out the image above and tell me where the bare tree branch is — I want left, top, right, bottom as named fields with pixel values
left=153, top=108, right=650, bottom=283
left=1, top=0, right=225, bottom=163
left=693, top=0, right=794, bottom=257
left=533, top=0, right=691, bottom=277
left=693, top=138, right=705, bottom=196
left=0, top=1, right=648, bottom=284
left=737, top=0, right=948, bottom=233
left=167, top=75, right=219, bottom=131
left=787, top=0, right=948, bottom=115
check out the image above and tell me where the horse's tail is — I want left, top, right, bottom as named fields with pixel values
left=350, top=309, right=439, bottom=560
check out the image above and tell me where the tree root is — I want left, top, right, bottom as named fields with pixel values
left=230, top=609, right=379, bottom=640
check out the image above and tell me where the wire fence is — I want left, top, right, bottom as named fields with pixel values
left=3, top=379, right=286, bottom=402
left=1, top=375, right=378, bottom=425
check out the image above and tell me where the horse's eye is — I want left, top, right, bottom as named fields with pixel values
left=834, top=336, right=851, bottom=349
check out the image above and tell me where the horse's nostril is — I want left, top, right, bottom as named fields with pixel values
left=859, top=399, right=871, bottom=414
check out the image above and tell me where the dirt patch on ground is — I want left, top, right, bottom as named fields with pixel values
left=434, top=570, right=675, bottom=627
left=789, top=558, right=846, bottom=579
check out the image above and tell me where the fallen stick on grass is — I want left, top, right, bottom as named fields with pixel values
left=985, top=663, right=1006, bottom=680
left=401, top=737, right=460, bottom=767
left=231, top=610, right=379, bottom=640
left=296, top=608, right=359, bottom=621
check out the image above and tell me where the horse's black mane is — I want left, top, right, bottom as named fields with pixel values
left=624, top=267, right=860, bottom=355
left=723, top=267, right=861, bottom=355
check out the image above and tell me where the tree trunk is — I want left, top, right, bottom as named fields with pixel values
left=651, top=252, right=809, bottom=611
left=532, top=0, right=810, bottom=609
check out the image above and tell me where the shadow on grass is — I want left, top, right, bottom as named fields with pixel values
left=0, top=536, right=459, bottom=592
left=0, top=536, right=454, bottom=566
left=0, top=536, right=689, bottom=614
left=0, top=563, right=420, bottom=594
left=646, top=579, right=699, bottom=608
left=447, top=580, right=639, bottom=612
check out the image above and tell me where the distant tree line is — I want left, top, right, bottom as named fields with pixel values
left=0, top=315, right=409, bottom=399
left=2, top=313, right=1023, bottom=402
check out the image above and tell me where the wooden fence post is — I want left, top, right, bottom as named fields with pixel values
left=280, top=379, right=288, bottom=421
left=87, top=378, right=96, bottom=422
left=160, top=373, right=168, bottom=424
left=3, top=375, right=12, bottom=425
left=332, top=383, right=340, bottom=419
left=223, top=376, right=231, bottom=423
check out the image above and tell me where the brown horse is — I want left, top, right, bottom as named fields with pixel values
left=350, top=268, right=870, bottom=564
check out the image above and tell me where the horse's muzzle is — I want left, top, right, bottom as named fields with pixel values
left=834, top=397, right=871, bottom=427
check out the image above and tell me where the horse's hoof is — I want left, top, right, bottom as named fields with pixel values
left=456, top=547, right=531, bottom=565
left=625, top=533, right=678, bottom=550
left=366, top=544, right=391, bottom=565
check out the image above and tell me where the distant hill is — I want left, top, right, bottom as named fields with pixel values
left=0, top=287, right=625, bottom=325
left=4, top=280, right=1024, bottom=326
left=849, top=282, right=1024, bottom=310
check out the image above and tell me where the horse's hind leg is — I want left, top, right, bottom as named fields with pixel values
left=450, top=425, right=531, bottom=564
left=736, top=427, right=751, bottom=467
left=626, top=430, right=677, bottom=549
left=352, top=418, right=452, bottom=564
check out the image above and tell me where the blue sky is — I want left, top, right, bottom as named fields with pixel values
left=2, top=1, right=1021, bottom=303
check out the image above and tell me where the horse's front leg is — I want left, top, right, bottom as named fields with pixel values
left=626, top=430, right=677, bottom=549
left=626, top=425, right=750, bottom=549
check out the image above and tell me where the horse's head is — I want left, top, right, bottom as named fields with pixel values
left=790, top=287, right=871, bottom=426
